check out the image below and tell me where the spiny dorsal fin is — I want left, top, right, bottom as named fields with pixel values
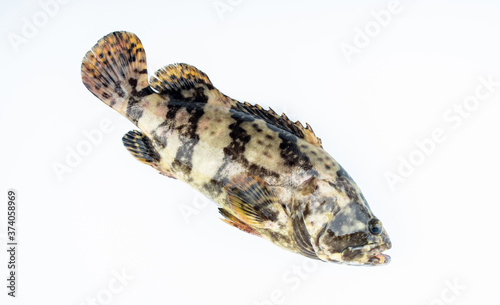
left=150, top=62, right=322, bottom=147
left=122, top=130, right=176, bottom=179
left=150, top=63, right=214, bottom=93
left=218, top=208, right=260, bottom=236
left=232, top=101, right=323, bottom=148
left=225, top=175, right=282, bottom=228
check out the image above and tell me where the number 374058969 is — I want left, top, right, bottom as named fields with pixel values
left=7, top=190, right=16, bottom=241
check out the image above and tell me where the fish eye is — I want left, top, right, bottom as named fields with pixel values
left=368, top=218, right=383, bottom=235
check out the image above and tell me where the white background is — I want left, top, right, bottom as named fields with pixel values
left=1, top=0, right=499, bottom=304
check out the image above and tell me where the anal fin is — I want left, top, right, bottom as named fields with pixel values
left=122, top=130, right=176, bottom=179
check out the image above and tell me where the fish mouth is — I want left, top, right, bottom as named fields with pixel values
left=341, top=241, right=392, bottom=266
left=367, top=252, right=391, bottom=265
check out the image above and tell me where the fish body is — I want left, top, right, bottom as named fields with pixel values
left=81, top=31, right=391, bottom=265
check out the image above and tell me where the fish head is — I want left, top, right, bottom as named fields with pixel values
left=298, top=177, right=391, bottom=266
left=315, top=207, right=392, bottom=266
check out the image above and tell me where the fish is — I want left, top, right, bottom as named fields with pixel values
left=81, top=31, right=391, bottom=266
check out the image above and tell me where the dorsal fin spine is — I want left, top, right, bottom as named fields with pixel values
left=231, top=101, right=323, bottom=147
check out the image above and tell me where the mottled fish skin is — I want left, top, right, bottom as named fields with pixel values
left=81, top=31, right=391, bottom=266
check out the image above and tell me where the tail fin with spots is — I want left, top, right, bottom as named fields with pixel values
left=81, top=31, right=150, bottom=114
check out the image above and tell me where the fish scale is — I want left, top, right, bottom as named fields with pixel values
left=81, top=31, right=392, bottom=265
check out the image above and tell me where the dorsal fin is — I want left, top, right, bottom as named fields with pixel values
left=149, top=63, right=214, bottom=93
left=232, top=101, right=323, bottom=148
left=149, top=63, right=236, bottom=108
left=150, top=63, right=322, bottom=147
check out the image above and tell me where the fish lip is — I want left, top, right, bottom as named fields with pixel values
left=341, top=242, right=392, bottom=266
left=367, top=253, right=391, bottom=265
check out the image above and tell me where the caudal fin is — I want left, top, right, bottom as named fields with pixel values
left=81, top=31, right=150, bottom=114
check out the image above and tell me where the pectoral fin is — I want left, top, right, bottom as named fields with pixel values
left=219, top=208, right=260, bottom=236
left=224, top=175, right=281, bottom=228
